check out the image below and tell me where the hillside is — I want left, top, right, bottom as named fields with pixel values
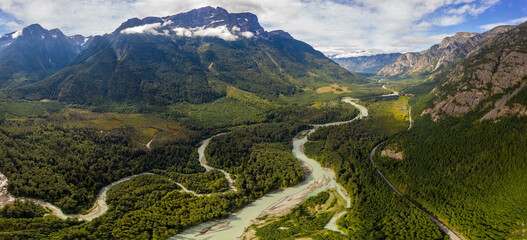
left=374, top=20, right=527, bottom=240
left=421, top=22, right=527, bottom=121
left=16, top=7, right=366, bottom=106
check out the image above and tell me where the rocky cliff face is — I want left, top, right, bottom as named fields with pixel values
left=377, top=52, right=420, bottom=76
left=422, top=22, right=527, bottom=121
left=378, top=27, right=514, bottom=78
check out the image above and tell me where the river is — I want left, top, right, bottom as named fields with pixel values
left=0, top=97, right=368, bottom=237
left=170, top=97, right=368, bottom=240
left=0, top=172, right=151, bottom=221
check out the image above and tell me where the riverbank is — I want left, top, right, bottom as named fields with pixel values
left=170, top=97, right=368, bottom=240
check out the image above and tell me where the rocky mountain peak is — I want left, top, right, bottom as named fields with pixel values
left=377, top=25, right=518, bottom=78
left=114, top=6, right=271, bottom=41
left=438, top=32, right=476, bottom=50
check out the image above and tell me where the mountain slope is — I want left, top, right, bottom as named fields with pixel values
left=0, top=24, right=89, bottom=88
left=374, top=21, right=527, bottom=240
left=378, top=26, right=514, bottom=78
left=17, top=7, right=365, bottom=105
left=332, top=53, right=401, bottom=75
left=421, top=22, right=527, bottom=120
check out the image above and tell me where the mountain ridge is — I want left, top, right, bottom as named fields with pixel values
left=331, top=53, right=401, bottom=75
left=377, top=25, right=515, bottom=78
left=13, top=7, right=365, bottom=106
left=0, top=24, right=92, bottom=88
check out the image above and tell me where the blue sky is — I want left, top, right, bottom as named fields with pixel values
left=0, top=0, right=525, bottom=57
left=426, top=0, right=526, bottom=34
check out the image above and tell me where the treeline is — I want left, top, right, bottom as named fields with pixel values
left=378, top=115, right=527, bottom=239
left=305, top=119, right=445, bottom=239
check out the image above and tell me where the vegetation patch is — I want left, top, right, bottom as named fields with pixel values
left=248, top=190, right=346, bottom=240
left=315, top=84, right=352, bottom=94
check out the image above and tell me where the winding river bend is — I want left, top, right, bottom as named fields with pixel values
left=198, top=134, right=237, bottom=192
left=0, top=97, right=367, bottom=236
left=171, top=97, right=368, bottom=240
left=0, top=171, right=151, bottom=221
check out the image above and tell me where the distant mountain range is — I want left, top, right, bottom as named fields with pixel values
left=331, top=22, right=527, bottom=121
left=331, top=53, right=401, bottom=75
left=377, top=26, right=513, bottom=78
left=2, top=7, right=365, bottom=106
left=0, top=24, right=92, bottom=88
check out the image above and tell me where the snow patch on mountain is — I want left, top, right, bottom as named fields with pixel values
left=11, top=30, right=22, bottom=39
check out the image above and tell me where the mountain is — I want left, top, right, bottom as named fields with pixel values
left=0, top=24, right=91, bottom=88
left=17, top=7, right=365, bottom=105
left=421, top=22, right=527, bottom=121
left=331, top=53, right=401, bottom=75
left=378, top=26, right=514, bottom=78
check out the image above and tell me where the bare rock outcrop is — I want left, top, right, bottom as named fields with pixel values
left=422, top=22, right=527, bottom=121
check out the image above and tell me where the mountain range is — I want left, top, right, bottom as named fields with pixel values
left=332, top=22, right=527, bottom=121
left=2, top=7, right=364, bottom=106
left=377, top=26, right=513, bottom=78
left=331, top=53, right=401, bottom=75
left=0, top=5, right=526, bottom=240
left=0, top=24, right=92, bottom=88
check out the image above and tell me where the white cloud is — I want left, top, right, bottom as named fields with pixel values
left=120, top=20, right=172, bottom=35
left=173, top=27, right=192, bottom=37
left=0, top=0, right=501, bottom=56
left=479, top=16, right=527, bottom=31
left=436, top=15, right=466, bottom=26
left=121, top=22, right=163, bottom=35
left=240, top=31, right=254, bottom=38
left=193, top=26, right=238, bottom=41
left=448, top=0, right=499, bottom=16
left=173, top=25, right=254, bottom=41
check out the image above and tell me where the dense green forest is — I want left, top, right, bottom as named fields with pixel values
left=0, top=118, right=205, bottom=213
left=37, top=121, right=316, bottom=239
left=377, top=114, right=527, bottom=239
left=159, top=170, right=229, bottom=194
left=0, top=96, right=365, bottom=239
left=304, top=115, right=445, bottom=239
left=0, top=200, right=49, bottom=219
left=45, top=174, right=240, bottom=240
left=205, top=122, right=309, bottom=199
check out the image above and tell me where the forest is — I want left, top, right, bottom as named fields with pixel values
left=0, top=95, right=365, bottom=239
left=205, top=121, right=309, bottom=199
left=376, top=114, right=527, bottom=239
left=303, top=115, right=445, bottom=239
